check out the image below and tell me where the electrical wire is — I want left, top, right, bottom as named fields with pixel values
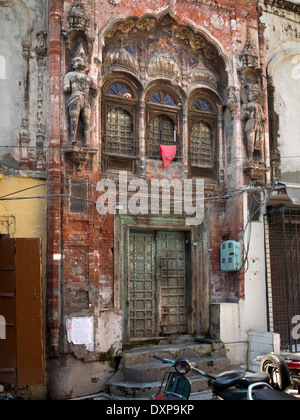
left=0, top=181, right=264, bottom=206
left=0, top=144, right=300, bottom=160
left=0, top=176, right=278, bottom=287
left=236, top=181, right=274, bottom=278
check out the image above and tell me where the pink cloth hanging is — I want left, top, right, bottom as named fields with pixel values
left=159, top=145, right=177, bottom=168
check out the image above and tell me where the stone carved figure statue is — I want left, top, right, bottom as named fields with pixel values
left=64, top=46, right=98, bottom=146
left=241, top=83, right=266, bottom=165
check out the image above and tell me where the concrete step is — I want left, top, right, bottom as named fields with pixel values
left=124, top=355, right=228, bottom=382
left=107, top=338, right=228, bottom=399
left=109, top=375, right=211, bottom=399
left=120, top=339, right=226, bottom=368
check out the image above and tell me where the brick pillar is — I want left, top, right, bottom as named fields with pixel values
left=47, top=0, right=62, bottom=353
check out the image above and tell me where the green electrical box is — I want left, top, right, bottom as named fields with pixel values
left=221, top=240, right=242, bottom=272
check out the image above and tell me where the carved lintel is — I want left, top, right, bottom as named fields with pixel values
left=64, top=145, right=97, bottom=167
left=244, top=163, right=269, bottom=181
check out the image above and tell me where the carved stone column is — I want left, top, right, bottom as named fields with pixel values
left=217, top=104, right=225, bottom=185
left=139, top=98, right=146, bottom=176
left=36, top=32, right=47, bottom=172
left=182, top=103, right=188, bottom=179
left=19, top=40, right=32, bottom=169
left=258, top=18, right=271, bottom=183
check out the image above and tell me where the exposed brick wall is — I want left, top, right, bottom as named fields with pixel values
left=46, top=0, right=263, bottom=356
left=144, top=160, right=185, bottom=181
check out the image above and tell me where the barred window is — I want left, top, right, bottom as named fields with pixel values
left=190, top=121, right=213, bottom=167
left=146, top=87, right=181, bottom=160
left=188, top=95, right=217, bottom=178
left=102, top=80, right=137, bottom=174
left=148, top=115, right=175, bottom=160
left=105, top=107, right=134, bottom=156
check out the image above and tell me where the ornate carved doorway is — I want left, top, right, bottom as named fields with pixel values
left=128, top=230, right=188, bottom=340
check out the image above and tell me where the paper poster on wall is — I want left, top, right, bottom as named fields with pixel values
left=66, top=316, right=94, bottom=352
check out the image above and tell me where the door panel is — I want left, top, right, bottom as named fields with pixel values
left=157, top=231, right=187, bottom=336
left=128, top=231, right=187, bottom=340
left=129, top=232, right=156, bottom=338
left=15, top=238, right=44, bottom=385
left=0, top=238, right=43, bottom=386
left=0, top=239, right=17, bottom=384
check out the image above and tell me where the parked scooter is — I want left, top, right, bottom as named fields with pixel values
left=151, top=354, right=299, bottom=400
left=259, top=352, right=300, bottom=394
left=151, top=355, right=192, bottom=400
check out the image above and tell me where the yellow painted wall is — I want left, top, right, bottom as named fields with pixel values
left=0, top=176, right=46, bottom=241
left=0, top=175, right=48, bottom=398
left=0, top=176, right=47, bottom=291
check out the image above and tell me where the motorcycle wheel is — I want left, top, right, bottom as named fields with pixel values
left=260, top=353, right=291, bottom=391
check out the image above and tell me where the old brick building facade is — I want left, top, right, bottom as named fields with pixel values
left=1, top=0, right=300, bottom=400
left=46, top=0, right=270, bottom=398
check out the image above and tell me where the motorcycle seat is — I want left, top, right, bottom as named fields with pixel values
left=237, top=372, right=270, bottom=388
left=254, top=388, right=299, bottom=401
left=211, top=371, right=244, bottom=390
left=283, top=353, right=300, bottom=362
left=211, top=371, right=270, bottom=391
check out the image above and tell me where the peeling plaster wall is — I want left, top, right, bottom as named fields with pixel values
left=44, top=0, right=271, bottom=398
left=260, top=0, right=300, bottom=182
left=272, top=57, right=300, bottom=180
left=0, top=0, right=48, bottom=398
left=0, top=0, right=48, bottom=170
left=0, top=6, right=24, bottom=157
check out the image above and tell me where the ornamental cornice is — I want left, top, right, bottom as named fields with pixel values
left=263, top=0, right=300, bottom=15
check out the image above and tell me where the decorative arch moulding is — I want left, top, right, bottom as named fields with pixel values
left=99, top=12, right=232, bottom=94
left=101, top=13, right=229, bottom=56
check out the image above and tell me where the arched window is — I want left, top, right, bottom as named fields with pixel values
left=146, top=89, right=181, bottom=161
left=105, top=107, right=133, bottom=155
left=150, top=92, right=175, bottom=106
left=190, top=120, right=213, bottom=166
left=102, top=80, right=137, bottom=172
left=108, top=83, right=132, bottom=98
left=189, top=96, right=217, bottom=178
left=192, top=100, right=212, bottom=113
left=149, top=115, right=175, bottom=160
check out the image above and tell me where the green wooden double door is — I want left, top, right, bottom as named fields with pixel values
left=129, top=231, right=188, bottom=339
